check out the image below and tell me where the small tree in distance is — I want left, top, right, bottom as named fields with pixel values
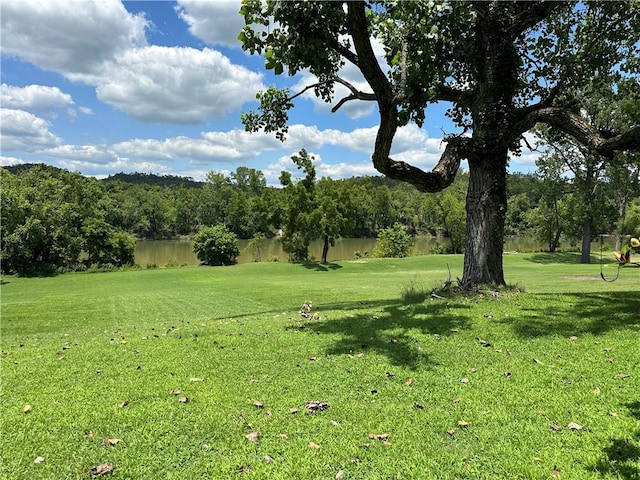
left=192, top=225, right=240, bottom=266
left=374, top=223, right=413, bottom=258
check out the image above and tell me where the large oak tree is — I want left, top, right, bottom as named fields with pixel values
left=239, top=0, right=640, bottom=287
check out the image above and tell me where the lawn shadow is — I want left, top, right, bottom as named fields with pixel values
left=593, top=401, right=640, bottom=479
left=310, top=297, right=473, bottom=370
left=501, top=291, right=639, bottom=338
left=300, top=261, right=343, bottom=271
left=526, top=252, right=601, bottom=264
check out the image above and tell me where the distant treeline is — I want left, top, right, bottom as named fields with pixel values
left=2, top=162, right=639, bottom=274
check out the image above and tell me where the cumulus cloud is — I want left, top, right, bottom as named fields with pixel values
left=96, top=46, right=264, bottom=123
left=0, top=0, right=147, bottom=81
left=1, top=155, right=25, bottom=166
left=176, top=0, right=244, bottom=48
left=1, top=84, right=74, bottom=113
left=0, top=109, right=62, bottom=151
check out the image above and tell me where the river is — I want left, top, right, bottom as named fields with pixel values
left=134, top=236, right=544, bottom=267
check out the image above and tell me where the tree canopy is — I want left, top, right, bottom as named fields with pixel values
left=239, top=0, right=640, bottom=287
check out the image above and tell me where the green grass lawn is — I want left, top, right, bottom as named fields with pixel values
left=1, top=254, right=638, bottom=479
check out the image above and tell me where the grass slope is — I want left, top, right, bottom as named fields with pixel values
left=1, top=254, right=638, bottom=479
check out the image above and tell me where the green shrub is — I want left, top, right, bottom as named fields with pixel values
left=192, top=225, right=240, bottom=266
left=373, top=223, right=413, bottom=258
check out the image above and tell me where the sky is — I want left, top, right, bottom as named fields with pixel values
left=0, top=0, right=540, bottom=185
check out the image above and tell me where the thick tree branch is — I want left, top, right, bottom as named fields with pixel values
left=519, top=107, right=640, bottom=155
left=511, top=1, right=570, bottom=35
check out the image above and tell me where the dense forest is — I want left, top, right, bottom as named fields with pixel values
left=2, top=156, right=639, bottom=275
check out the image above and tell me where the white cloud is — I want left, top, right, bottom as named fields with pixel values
left=0, top=155, right=25, bottom=166
left=95, top=46, right=264, bottom=123
left=0, top=0, right=147, bottom=81
left=43, top=145, right=120, bottom=164
left=0, top=109, right=62, bottom=151
left=176, top=0, right=244, bottom=48
left=1, top=84, right=74, bottom=113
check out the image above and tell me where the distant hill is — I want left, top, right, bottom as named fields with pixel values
left=3, top=163, right=69, bottom=176
left=103, top=172, right=204, bottom=188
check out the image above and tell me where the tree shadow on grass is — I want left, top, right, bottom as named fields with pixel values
left=501, top=292, right=639, bottom=338
left=593, top=401, right=640, bottom=479
left=526, top=252, right=601, bottom=264
left=309, top=297, right=474, bottom=370
left=300, top=261, right=343, bottom=271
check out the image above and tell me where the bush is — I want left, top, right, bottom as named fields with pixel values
left=374, top=223, right=413, bottom=258
left=192, top=225, right=240, bottom=266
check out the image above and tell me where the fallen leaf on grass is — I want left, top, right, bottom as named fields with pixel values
left=84, top=430, right=94, bottom=437
left=453, top=397, right=462, bottom=403
left=264, top=455, right=274, bottom=464
left=290, top=407, right=299, bottom=414
left=609, top=412, right=618, bottom=417
left=413, top=402, right=425, bottom=410
left=118, top=401, right=129, bottom=408
left=616, top=373, right=630, bottom=379
left=178, top=396, right=189, bottom=403
left=190, top=377, right=204, bottom=382
left=567, top=422, right=582, bottom=430
left=460, top=378, right=470, bottom=384
left=405, top=378, right=414, bottom=386
left=457, top=420, right=469, bottom=427
left=446, top=429, right=456, bottom=436
left=305, top=401, right=330, bottom=413
left=245, top=432, right=260, bottom=442
left=253, top=401, right=264, bottom=408
left=533, top=358, right=543, bottom=365
left=368, top=433, right=390, bottom=441
left=170, top=390, right=181, bottom=396
left=549, top=424, right=561, bottom=431
left=552, top=466, right=561, bottom=478
left=309, top=442, right=322, bottom=450
left=503, top=371, right=512, bottom=377
left=477, top=338, right=492, bottom=347
left=23, top=404, right=32, bottom=414
left=330, top=420, right=339, bottom=426
left=34, top=456, right=45, bottom=464
left=90, top=463, right=114, bottom=476
left=569, top=336, right=578, bottom=341
left=102, top=438, right=122, bottom=446
left=593, top=386, right=601, bottom=395
left=336, top=469, right=345, bottom=480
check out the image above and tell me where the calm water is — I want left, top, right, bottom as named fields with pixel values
left=134, top=236, right=544, bottom=267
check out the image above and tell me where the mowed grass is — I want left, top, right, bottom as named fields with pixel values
left=1, top=254, right=638, bottom=479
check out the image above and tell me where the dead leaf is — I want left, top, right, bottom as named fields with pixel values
left=190, top=377, right=204, bottom=382
left=34, top=456, right=45, bottom=464
left=290, top=407, right=299, bottom=414
left=605, top=357, right=614, bottom=363
left=552, top=466, right=560, bottom=478
left=593, top=386, right=601, bottom=395
left=84, top=430, right=94, bottom=437
left=506, top=349, right=513, bottom=356
left=453, top=397, right=462, bottom=403
left=457, top=420, right=469, bottom=427
left=118, top=401, right=129, bottom=408
left=309, top=356, right=317, bottom=361
left=604, top=347, right=613, bottom=352
left=446, top=429, right=456, bottom=436
left=368, top=433, right=390, bottom=441
left=609, top=412, right=618, bottom=417
left=245, top=432, right=260, bottom=442
left=533, top=358, right=543, bottom=365
left=305, top=401, right=330, bottom=413
left=309, top=442, right=322, bottom=449
left=170, top=390, right=181, bottom=396
left=617, top=373, right=630, bottom=379
left=385, top=371, right=394, bottom=377
left=477, top=338, right=492, bottom=347
left=460, top=377, right=470, bottom=384
left=413, top=402, right=425, bottom=410
left=569, top=336, right=578, bottom=341
left=102, top=438, right=122, bottom=446
left=503, top=371, right=512, bottom=377
left=178, top=396, right=189, bottom=403
left=336, top=469, right=345, bottom=480
left=549, top=424, right=561, bottom=431
left=23, top=404, right=32, bottom=414
left=567, top=422, right=583, bottom=430
left=405, top=378, right=414, bottom=386
left=253, top=401, right=264, bottom=408
left=264, top=455, right=274, bottom=464
left=330, top=420, right=339, bottom=426
left=90, top=463, right=114, bottom=476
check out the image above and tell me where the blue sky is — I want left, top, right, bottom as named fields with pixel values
left=1, top=0, right=539, bottom=184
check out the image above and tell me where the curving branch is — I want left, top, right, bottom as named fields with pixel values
left=519, top=107, right=640, bottom=156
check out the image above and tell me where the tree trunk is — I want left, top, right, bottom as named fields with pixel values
left=581, top=216, right=592, bottom=263
left=462, top=153, right=508, bottom=287
left=321, top=234, right=330, bottom=264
